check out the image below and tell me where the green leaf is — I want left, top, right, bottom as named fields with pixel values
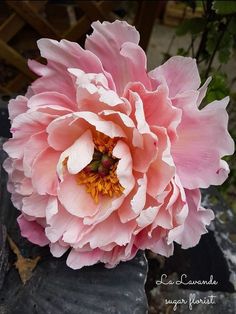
left=228, top=16, right=236, bottom=34
left=206, top=35, right=216, bottom=54
left=218, top=48, right=231, bottom=63
left=212, top=1, right=236, bottom=15
left=218, top=32, right=233, bottom=63
left=176, top=48, right=188, bottom=56
left=205, top=72, right=229, bottom=103
left=176, top=18, right=206, bottom=36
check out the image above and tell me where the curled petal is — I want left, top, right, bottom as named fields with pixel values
left=172, top=97, right=235, bottom=188
left=57, top=129, right=94, bottom=180
left=17, top=215, right=49, bottom=246
left=168, top=189, right=214, bottom=248
left=149, top=56, right=201, bottom=97
left=85, top=20, right=150, bottom=94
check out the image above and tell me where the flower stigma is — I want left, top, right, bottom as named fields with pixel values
left=76, top=132, right=124, bottom=203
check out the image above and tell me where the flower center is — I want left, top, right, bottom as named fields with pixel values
left=76, top=132, right=124, bottom=203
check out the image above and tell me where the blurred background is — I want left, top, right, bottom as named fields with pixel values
left=0, top=1, right=235, bottom=313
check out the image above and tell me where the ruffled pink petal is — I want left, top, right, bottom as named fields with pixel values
left=66, top=248, right=103, bottom=269
left=197, top=77, right=212, bottom=106
left=76, top=212, right=136, bottom=249
left=23, top=131, right=48, bottom=177
left=31, top=147, right=60, bottom=195
left=28, top=59, right=77, bottom=102
left=69, top=68, right=130, bottom=115
left=168, top=189, right=214, bottom=248
left=83, top=195, right=125, bottom=226
left=27, top=91, right=76, bottom=111
left=21, top=193, right=49, bottom=217
left=171, top=90, right=199, bottom=109
left=45, top=196, right=58, bottom=223
left=37, top=38, right=111, bottom=76
left=72, top=112, right=127, bottom=139
left=172, top=97, right=235, bottom=188
left=33, top=38, right=115, bottom=92
left=3, top=111, right=52, bottom=159
left=85, top=20, right=150, bottom=95
left=47, top=112, right=126, bottom=151
left=126, top=82, right=182, bottom=141
left=146, top=127, right=175, bottom=197
left=17, top=214, right=49, bottom=246
left=149, top=56, right=201, bottom=97
left=135, top=227, right=173, bottom=257
left=132, top=132, right=158, bottom=173
left=136, top=206, right=161, bottom=229
left=45, top=205, right=73, bottom=243
left=50, top=242, right=69, bottom=257
left=8, top=95, right=28, bottom=121
left=46, top=205, right=88, bottom=246
left=130, top=175, right=147, bottom=215
left=15, top=177, right=33, bottom=196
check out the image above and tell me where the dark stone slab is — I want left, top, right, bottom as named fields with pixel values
left=0, top=224, right=8, bottom=290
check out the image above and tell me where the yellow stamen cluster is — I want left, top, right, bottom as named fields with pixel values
left=76, top=165, right=124, bottom=203
left=93, top=131, right=117, bottom=155
left=76, top=131, right=124, bottom=203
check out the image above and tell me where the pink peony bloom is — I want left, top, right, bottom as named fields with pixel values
left=3, top=20, right=234, bottom=269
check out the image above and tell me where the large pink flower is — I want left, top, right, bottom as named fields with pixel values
left=3, top=21, right=234, bottom=269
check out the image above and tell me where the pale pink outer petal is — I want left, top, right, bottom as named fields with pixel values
left=171, top=90, right=199, bottom=109
left=149, top=229, right=174, bottom=257
left=50, top=242, right=69, bottom=257
left=45, top=206, right=74, bottom=243
left=125, top=82, right=182, bottom=141
left=85, top=20, right=151, bottom=95
left=3, top=111, right=52, bottom=159
left=28, top=59, right=77, bottom=101
left=31, top=38, right=115, bottom=94
left=21, top=193, right=49, bottom=217
left=82, top=195, right=125, bottom=226
left=31, top=148, right=60, bottom=195
left=135, top=228, right=174, bottom=257
left=167, top=189, right=214, bottom=249
left=172, top=97, right=235, bottom=189
left=69, top=68, right=130, bottom=115
left=149, top=56, right=201, bottom=98
left=197, top=77, right=212, bottom=106
left=132, top=133, right=158, bottom=173
left=75, top=212, right=136, bottom=250
left=8, top=95, right=28, bottom=121
left=17, top=215, right=49, bottom=246
left=27, top=91, right=76, bottom=111
left=146, top=127, right=175, bottom=197
left=37, top=38, right=113, bottom=78
left=23, top=131, right=48, bottom=177
left=66, top=248, right=103, bottom=269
